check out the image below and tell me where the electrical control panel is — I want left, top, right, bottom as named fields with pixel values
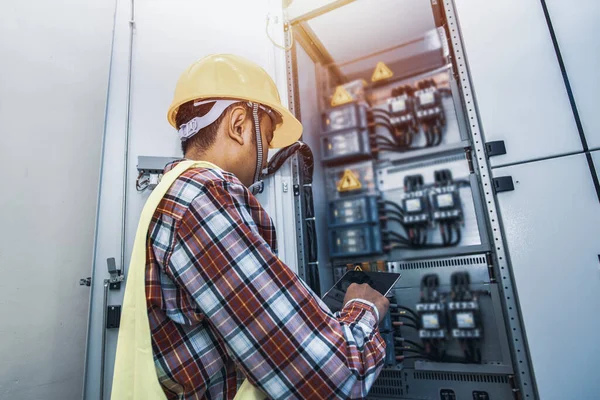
left=362, top=255, right=515, bottom=399
left=313, top=95, right=513, bottom=398
left=290, top=2, right=530, bottom=396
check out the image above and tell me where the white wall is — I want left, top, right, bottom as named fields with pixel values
left=84, top=1, right=290, bottom=398
left=0, top=1, right=115, bottom=399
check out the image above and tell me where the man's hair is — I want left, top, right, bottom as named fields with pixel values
left=176, top=100, right=266, bottom=155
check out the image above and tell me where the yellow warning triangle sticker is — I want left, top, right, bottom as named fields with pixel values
left=354, top=265, right=363, bottom=271
left=371, top=61, right=394, bottom=82
left=337, top=169, right=362, bottom=192
left=331, top=85, right=354, bottom=107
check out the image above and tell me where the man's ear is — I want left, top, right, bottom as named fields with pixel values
left=227, top=105, right=249, bottom=146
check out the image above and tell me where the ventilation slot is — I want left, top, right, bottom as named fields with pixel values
left=395, top=256, right=486, bottom=271
left=370, top=370, right=404, bottom=397
left=413, top=371, right=508, bottom=384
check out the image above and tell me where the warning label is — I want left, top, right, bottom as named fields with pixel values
left=371, top=61, right=394, bottom=82
left=331, top=85, right=354, bottom=107
left=337, top=169, right=362, bottom=192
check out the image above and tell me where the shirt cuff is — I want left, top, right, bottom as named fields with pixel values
left=344, top=299, right=380, bottom=324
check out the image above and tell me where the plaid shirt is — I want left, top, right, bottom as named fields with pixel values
left=145, top=162, right=386, bottom=399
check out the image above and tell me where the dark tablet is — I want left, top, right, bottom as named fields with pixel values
left=322, top=271, right=401, bottom=313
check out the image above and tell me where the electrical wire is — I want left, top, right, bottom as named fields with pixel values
left=394, top=337, right=426, bottom=351
left=440, top=223, right=448, bottom=246
left=380, top=200, right=405, bottom=215
left=370, top=108, right=392, bottom=117
left=384, top=231, right=411, bottom=244
left=387, top=229, right=450, bottom=249
left=389, top=304, right=419, bottom=319
left=136, top=172, right=149, bottom=192
left=265, top=141, right=313, bottom=181
left=370, top=121, right=399, bottom=138
left=404, top=339, right=426, bottom=350
left=384, top=216, right=406, bottom=226
left=453, top=223, right=462, bottom=246
left=395, top=347, right=431, bottom=356
left=373, top=134, right=398, bottom=147
left=265, top=14, right=294, bottom=51
left=392, top=321, right=418, bottom=330
left=391, top=313, right=418, bottom=325
left=383, top=209, right=404, bottom=221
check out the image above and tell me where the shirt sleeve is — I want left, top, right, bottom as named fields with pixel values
left=166, top=181, right=386, bottom=400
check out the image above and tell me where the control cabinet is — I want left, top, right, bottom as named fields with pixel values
left=288, top=0, right=541, bottom=398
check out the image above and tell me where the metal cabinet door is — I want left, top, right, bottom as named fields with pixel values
left=545, top=0, right=600, bottom=150
left=493, top=153, right=600, bottom=400
left=454, top=0, right=582, bottom=167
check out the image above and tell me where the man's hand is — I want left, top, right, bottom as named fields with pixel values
left=343, top=283, right=390, bottom=324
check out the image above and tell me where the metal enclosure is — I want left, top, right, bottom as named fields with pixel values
left=544, top=0, right=600, bottom=150
left=453, top=0, right=582, bottom=167
left=0, top=1, right=115, bottom=399
left=492, top=154, right=600, bottom=400
left=288, top=0, right=540, bottom=398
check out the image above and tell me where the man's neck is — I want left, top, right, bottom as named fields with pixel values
left=185, top=148, right=228, bottom=171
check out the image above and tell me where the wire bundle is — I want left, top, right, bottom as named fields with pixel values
left=369, top=109, right=416, bottom=152
left=378, top=199, right=462, bottom=250
left=263, top=142, right=320, bottom=295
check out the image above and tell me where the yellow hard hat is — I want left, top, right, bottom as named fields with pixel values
left=167, top=54, right=303, bottom=148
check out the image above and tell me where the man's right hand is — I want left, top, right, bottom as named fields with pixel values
left=343, top=283, right=390, bottom=324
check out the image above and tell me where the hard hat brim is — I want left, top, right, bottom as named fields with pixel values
left=168, top=96, right=302, bottom=149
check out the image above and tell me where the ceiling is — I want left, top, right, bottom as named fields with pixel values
left=305, top=0, right=437, bottom=66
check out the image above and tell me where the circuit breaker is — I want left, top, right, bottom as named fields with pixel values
left=321, top=128, right=372, bottom=164
left=328, top=196, right=379, bottom=226
left=321, top=103, right=368, bottom=134
left=329, top=224, right=383, bottom=257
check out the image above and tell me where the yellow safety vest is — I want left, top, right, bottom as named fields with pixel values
left=111, top=160, right=266, bottom=400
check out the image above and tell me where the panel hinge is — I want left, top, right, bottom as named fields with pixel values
left=293, top=184, right=300, bottom=196
left=492, top=176, right=514, bottom=193
left=106, top=305, right=122, bottom=329
left=485, top=140, right=507, bottom=158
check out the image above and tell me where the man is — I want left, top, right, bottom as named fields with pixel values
left=113, top=54, right=389, bottom=399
